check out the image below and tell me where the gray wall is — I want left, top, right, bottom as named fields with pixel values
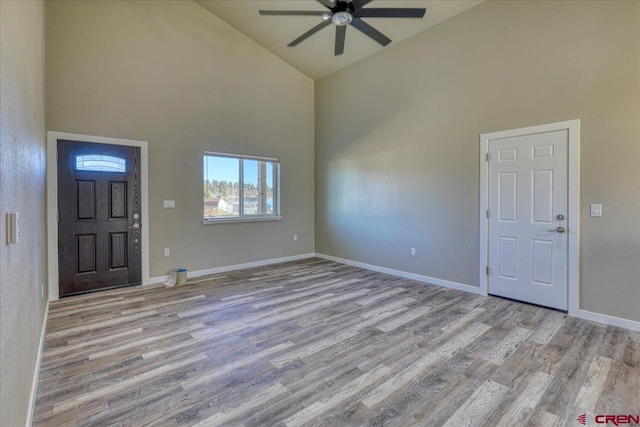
left=315, top=1, right=640, bottom=322
left=0, top=0, right=47, bottom=425
left=46, top=0, right=315, bottom=279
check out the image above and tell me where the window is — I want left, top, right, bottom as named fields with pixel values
left=203, top=152, right=280, bottom=222
left=75, top=154, right=126, bottom=172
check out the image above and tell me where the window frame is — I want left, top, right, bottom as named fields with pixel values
left=202, top=151, right=281, bottom=224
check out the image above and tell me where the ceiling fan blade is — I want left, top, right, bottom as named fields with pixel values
left=350, top=18, right=391, bottom=47
left=356, top=8, right=426, bottom=18
left=259, top=10, right=328, bottom=16
left=335, top=25, right=347, bottom=56
left=351, top=0, right=374, bottom=10
left=288, top=19, right=333, bottom=47
left=316, top=0, right=335, bottom=9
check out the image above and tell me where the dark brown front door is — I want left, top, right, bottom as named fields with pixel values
left=57, top=140, right=142, bottom=297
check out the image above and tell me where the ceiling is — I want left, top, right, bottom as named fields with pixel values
left=196, top=1, right=483, bottom=80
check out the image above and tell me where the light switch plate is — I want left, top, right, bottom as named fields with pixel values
left=163, top=200, right=176, bottom=209
left=590, top=204, right=602, bottom=217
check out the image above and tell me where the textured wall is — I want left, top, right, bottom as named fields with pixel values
left=46, top=0, right=315, bottom=278
left=315, top=1, right=640, bottom=321
left=0, top=0, right=48, bottom=425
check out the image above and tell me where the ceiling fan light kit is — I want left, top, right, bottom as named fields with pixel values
left=332, top=11, right=353, bottom=26
left=259, top=0, right=426, bottom=56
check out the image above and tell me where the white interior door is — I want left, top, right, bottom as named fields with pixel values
left=487, top=130, right=569, bottom=310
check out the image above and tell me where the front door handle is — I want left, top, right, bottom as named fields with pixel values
left=548, top=226, right=566, bottom=233
left=129, top=222, right=140, bottom=230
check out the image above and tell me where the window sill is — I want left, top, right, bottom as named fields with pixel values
left=202, top=216, right=282, bottom=225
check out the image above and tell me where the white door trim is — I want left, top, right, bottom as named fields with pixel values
left=479, top=119, right=580, bottom=316
left=46, top=131, right=150, bottom=301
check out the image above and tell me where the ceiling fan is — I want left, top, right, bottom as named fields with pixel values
left=259, top=0, right=426, bottom=56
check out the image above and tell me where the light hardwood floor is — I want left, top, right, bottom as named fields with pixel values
left=34, top=258, right=639, bottom=426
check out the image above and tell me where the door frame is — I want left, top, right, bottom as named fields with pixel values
left=479, top=119, right=580, bottom=316
left=47, top=131, right=150, bottom=301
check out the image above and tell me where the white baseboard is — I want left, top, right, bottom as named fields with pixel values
left=145, top=251, right=640, bottom=333
left=146, top=253, right=317, bottom=285
left=576, top=309, right=640, bottom=332
left=26, top=300, right=49, bottom=427
left=315, top=253, right=485, bottom=296
left=315, top=254, right=640, bottom=332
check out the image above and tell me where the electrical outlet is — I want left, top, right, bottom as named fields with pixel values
left=164, top=248, right=170, bottom=257
left=410, top=247, right=416, bottom=256
left=590, top=204, right=602, bottom=217
left=294, top=234, right=298, bottom=241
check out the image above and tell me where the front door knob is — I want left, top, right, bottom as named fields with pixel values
left=548, top=226, right=566, bottom=233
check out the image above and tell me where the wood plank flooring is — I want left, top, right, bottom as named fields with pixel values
left=33, top=258, right=640, bottom=426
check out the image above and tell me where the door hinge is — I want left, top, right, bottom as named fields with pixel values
left=56, top=149, right=59, bottom=160
left=56, top=212, right=59, bottom=223
left=486, top=153, right=490, bottom=161
left=486, top=266, right=491, bottom=275
left=486, top=209, right=490, bottom=219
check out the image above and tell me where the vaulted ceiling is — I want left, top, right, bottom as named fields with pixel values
left=196, top=1, right=483, bottom=80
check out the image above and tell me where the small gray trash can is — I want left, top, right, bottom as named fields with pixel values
left=175, top=268, right=187, bottom=285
